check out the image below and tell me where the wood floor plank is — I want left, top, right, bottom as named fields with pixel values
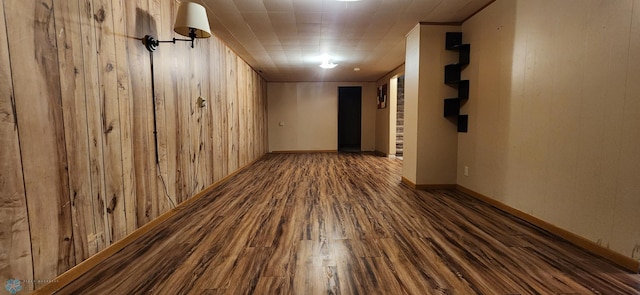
left=50, top=153, right=640, bottom=294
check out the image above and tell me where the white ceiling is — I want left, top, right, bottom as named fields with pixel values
left=195, top=0, right=494, bottom=82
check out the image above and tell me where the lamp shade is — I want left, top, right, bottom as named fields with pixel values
left=174, top=2, right=212, bottom=38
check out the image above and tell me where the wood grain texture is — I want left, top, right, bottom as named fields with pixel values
left=210, top=38, right=228, bottom=183
left=111, top=0, right=138, bottom=235
left=78, top=0, right=112, bottom=250
left=93, top=0, right=128, bottom=244
left=226, top=48, right=239, bottom=173
left=0, top=0, right=267, bottom=289
left=130, top=0, right=156, bottom=228
left=51, top=153, right=640, bottom=294
left=0, top=0, right=34, bottom=287
left=78, top=0, right=110, bottom=252
left=5, top=0, right=75, bottom=287
left=457, top=185, right=640, bottom=272
left=52, top=0, right=98, bottom=262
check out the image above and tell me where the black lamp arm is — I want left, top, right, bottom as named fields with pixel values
left=143, top=28, right=197, bottom=52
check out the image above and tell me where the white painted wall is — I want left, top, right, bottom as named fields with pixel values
left=403, top=24, right=460, bottom=185
left=267, top=82, right=376, bottom=152
left=403, top=26, right=420, bottom=183
left=459, top=0, right=640, bottom=260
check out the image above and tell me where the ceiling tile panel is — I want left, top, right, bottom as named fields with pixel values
left=296, top=23, right=322, bottom=35
left=241, top=13, right=273, bottom=33
left=263, top=0, right=294, bottom=11
left=424, top=0, right=479, bottom=22
left=268, top=12, right=296, bottom=24
left=377, top=0, right=412, bottom=14
left=295, top=12, right=322, bottom=24
left=292, top=0, right=323, bottom=13
left=404, top=0, right=445, bottom=17
left=232, top=0, right=267, bottom=12
left=201, top=0, right=494, bottom=81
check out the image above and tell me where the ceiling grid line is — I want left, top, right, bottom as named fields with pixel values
left=199, top=0, right=494, bottom=81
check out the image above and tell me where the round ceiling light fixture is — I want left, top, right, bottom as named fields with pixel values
left=319, top=55, right=338, bottom=69
left=320, top=61, right=338, bottom=69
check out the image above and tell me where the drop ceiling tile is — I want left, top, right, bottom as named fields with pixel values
left=273, top=26, right=298, bottom=38
left=232, top=0, right=267, bottom=12
left=377, top=0, right=413, bottom=14
left=292, top=0, right=323, bottom=13
left=263, top=44, right=285, bottom=51
left=404, top=0, right=444, bottom=16
left=241, top=13, right=273, bottom=33
left=320, top=12, right=348, bottom=25
left=268, top=12, right=296, bottom=24
left=202, top=0, right=493, bottom=81
left=295, top=12, right=322, bottom=24
left=263, top=0, right=294, bottom=11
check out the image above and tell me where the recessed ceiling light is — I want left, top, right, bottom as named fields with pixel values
left=353, top=67, right=360, bottom=71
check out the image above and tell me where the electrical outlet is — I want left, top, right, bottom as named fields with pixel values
left=464, top=166, right=469, bottom=176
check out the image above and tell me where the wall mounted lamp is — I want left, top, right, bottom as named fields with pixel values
left=143, top=1, right=212, bottom=52
left=143, top=1, right=212, bottom=164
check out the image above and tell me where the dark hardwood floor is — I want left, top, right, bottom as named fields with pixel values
left=52, top=153, right=639, bottom=294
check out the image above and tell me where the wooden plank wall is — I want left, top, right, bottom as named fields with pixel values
left=0, top=0, right=268, bottom=290
left=0, top=0, right=34, bottom=290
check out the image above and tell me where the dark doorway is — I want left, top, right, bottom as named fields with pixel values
left=338, top=86, right=362, bottom=152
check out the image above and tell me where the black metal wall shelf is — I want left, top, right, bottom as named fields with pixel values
left=444, top=64, right=461, bottom=84
left=443, top=32, right=470, bottom=133
left=457, top=115, right=468, bottom=133
left=445, top=32, right=463, bottom=50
